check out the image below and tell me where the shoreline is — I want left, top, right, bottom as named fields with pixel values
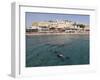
left=26, top=32, right=89, bottom=36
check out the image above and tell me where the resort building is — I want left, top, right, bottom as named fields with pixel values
left=26, top=26, right=38, bottom=32
left=26, top=20, right=89, bottom=33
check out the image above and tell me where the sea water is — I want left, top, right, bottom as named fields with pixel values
left=26, top=34, right=89, bottom=67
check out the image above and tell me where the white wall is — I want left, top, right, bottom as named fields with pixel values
left=0, top=0, right=100, bottom=80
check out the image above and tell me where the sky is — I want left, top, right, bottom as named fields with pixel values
left=25, top=12, right=90, bottom=28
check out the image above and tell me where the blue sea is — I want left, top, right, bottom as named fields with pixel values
left=26, top=34, right=89, bottom=67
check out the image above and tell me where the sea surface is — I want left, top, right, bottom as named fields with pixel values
left=26, top=34, right=89, bottom=67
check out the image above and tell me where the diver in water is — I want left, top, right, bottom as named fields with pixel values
left=54, top=51, right=70, bottom=61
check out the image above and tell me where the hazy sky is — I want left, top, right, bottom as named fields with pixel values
left=25, top=12, right=90, bottom=27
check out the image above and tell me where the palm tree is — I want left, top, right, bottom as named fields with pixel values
left=79, top=24, right=85, bottom=30
left=73, top=22, right=77, bottom=28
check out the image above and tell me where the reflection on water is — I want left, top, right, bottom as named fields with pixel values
left=26, top=34, right=89, bottom=67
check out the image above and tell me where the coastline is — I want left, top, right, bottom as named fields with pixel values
left=26, top=32, right=89, bottom=36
